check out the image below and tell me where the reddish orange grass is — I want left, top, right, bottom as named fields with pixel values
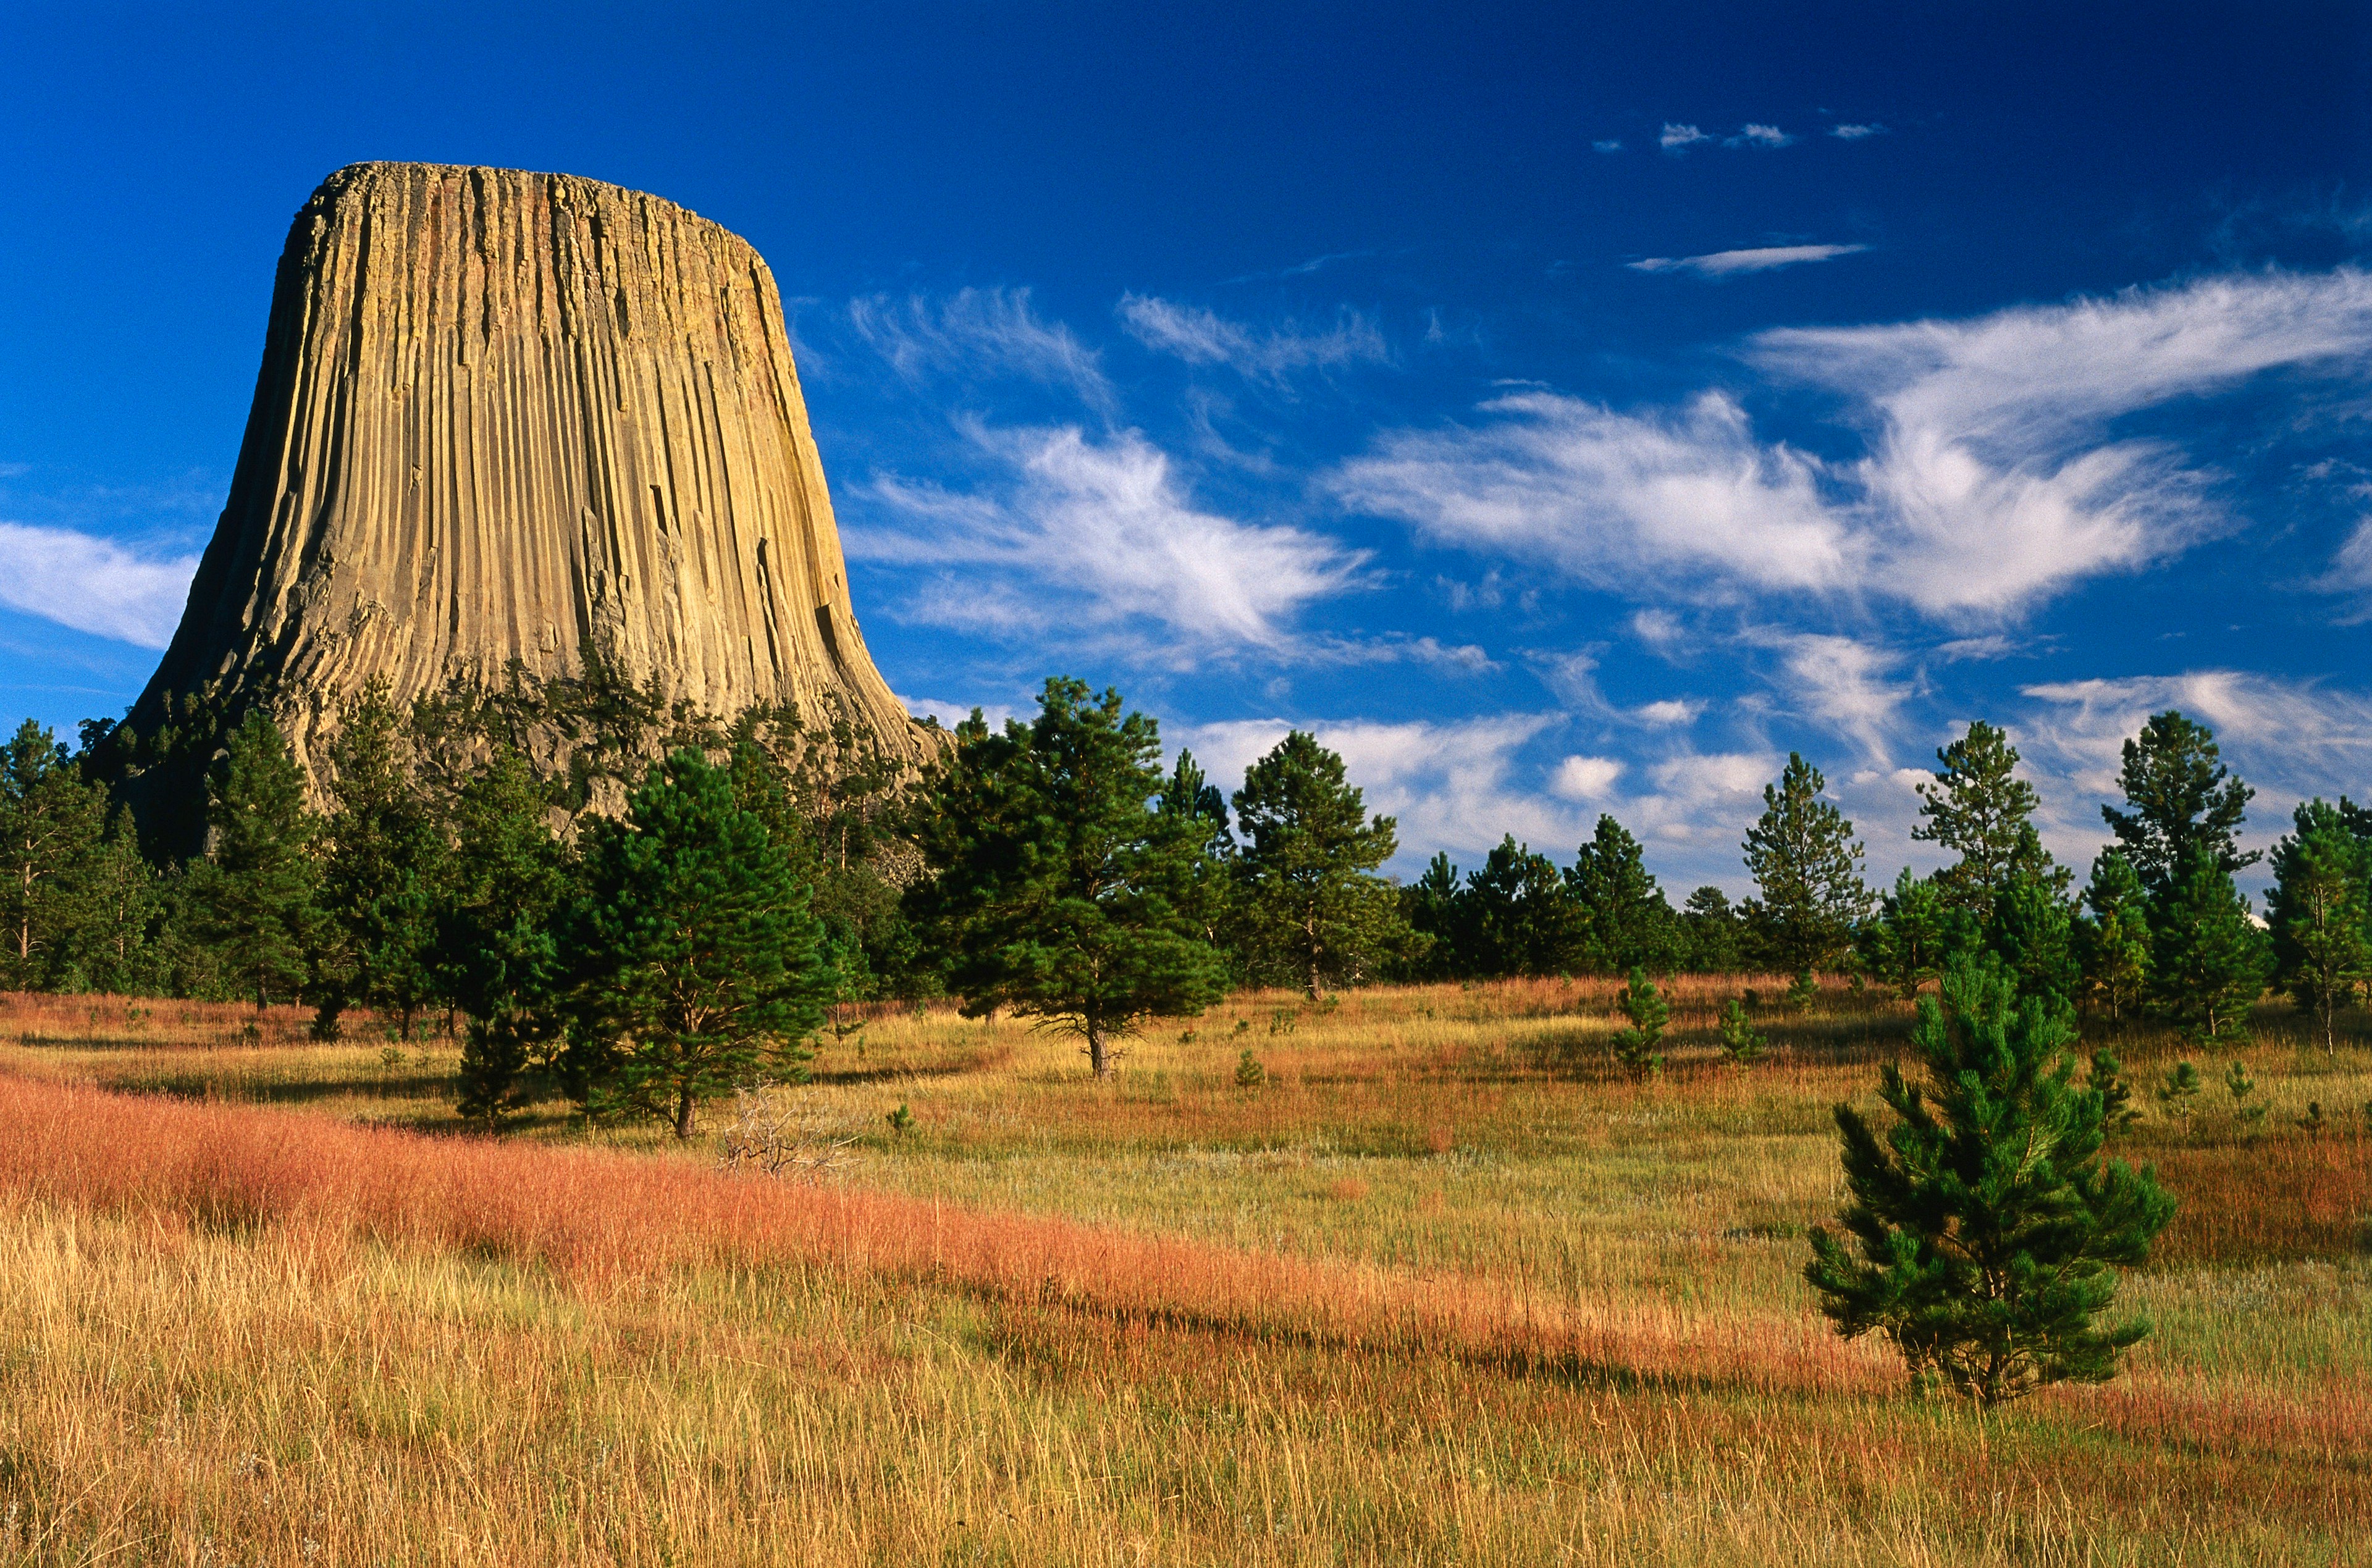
left=0, top=1071, right=1877, bottom=1396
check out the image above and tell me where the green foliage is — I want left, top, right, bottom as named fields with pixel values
left=1234, top=1048, right=1267, bottom=1089
left=2077, top=851, right=2153, bottom=1023
left=1717, top=997, right=1764, bottom=1067
left=1805, top=957, right=2176, bottom=1405
left=1230, top=731, right=1410, bottom=997
left=1856, top=870, right=1964, bottom=999
left=1566, top=815, right=1678, bottom=975
left=2087, top=1050, right=2139, bottom=1137
left=2148, top=847, right=2269, bottom=1044
left=1987, top=874, right=2080, bottom=1006
left=2101, top=710, right=2258, bottom=899
left=0, top=719, right=115, bottom=990
left=1743, top=753, right=1870, bottom=973
left=2223, top=1060, right=2265, bottom=1125
left=2155, top=1061, right=2201, bottom=1119
left=1462, top=836, right=1585, bottom=978
left=188, top=711, right=322, bottom=1007
left=2265, top=802, right=2372, bottom=1055
left=1783, top=969, right=1820, bottom=1013
left=567, top=749, right=831, bottom=1139
left=1397, top=852, right=1465, bottom=981
left=1677, top=886, right=1743, bottom=973
left=912, top=679, right=1226, bottom=1078
left=885, top=1102, right=914, bottom=1137
left=438, top=747, right=576, bottom=1128
left=1158, top=747, right=1238, bottom=958
left=1609, top=966, right=1667, bottom=1077
left=1914, top=721, right=2061, bottom=921
left=315, top=683, right=447, bottom=1040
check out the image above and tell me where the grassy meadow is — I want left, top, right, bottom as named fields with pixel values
left=0, top=979, right=2365, bottom=1564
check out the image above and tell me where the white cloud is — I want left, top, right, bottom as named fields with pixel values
left=1332, top=388, right=1853, bottom=598
left=1628, top=243, right=1869, bottom=278
left=1733, top=124, right=1794, bottom=148
left=1116, top=295, right=1388, bottom=384
left=848, top=288, right=1114, bottom=413
left=1633, top=698, right=1702, bottom=727
left=1659, top=123, right=1713, bottom=150
left=1552, top=754, right=1624, bottom=800
left=2016, top=671, right=2372, bottom=881
left=1592, top=139, right=1623, bottom=153
left=1334, top=270, right=2372, bottom=621
left=1830, top=123, right=1885, bottom=140
left=0, top=522, right=198, bottom=647
left=852, top=424, right=1367, bottom=655
left=2316, top=516, right=2372, bottom=605
left=1757, top=631, right=1913, bottom=763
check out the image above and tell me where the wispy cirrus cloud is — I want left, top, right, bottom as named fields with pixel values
left=847, top=287, right=1115, bottom=414
left=1332, top=269, right=2372, bottom=621
left=851, top=423, right=1367, bottom=656
left=1116, top=295, right=1388, bottom=385
left=1830, top=122, right=1886, bottom=140
left=1659, top=123, right=1714, bottom=151
left=0, top=522, right=198, bottom=648
left=1629, top=243, right=1869, bottom=277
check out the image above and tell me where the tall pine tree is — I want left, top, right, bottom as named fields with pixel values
left=1230, top=731, right=1407, bottom=997
left=2148, top=845, right=2268, bottom=1044
left=2265, top=802, right=2370, bottom=1055
left=0, top=720, right=111, bottom=990
left=1743, top=753, right=1869, bottom=974
left=567, top=749, right=830, bottom=1139
left=2101, top=710, right=2256, bottom=898
left=1566, top=814, right=1677, bottom=975
left=317, top=682, right=447, bottom=1038
left=912, top=679, right=1226, bottom=1077
left=1913, top=721, right=2061, bottom=920
left=190, top=711, right=322, bottom=1008
left=439, top=747, right=574, bottom=1127
left=2077, top=851, right=2153, bottom=1023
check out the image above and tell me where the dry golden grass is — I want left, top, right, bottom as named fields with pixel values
left=0, top=979, right=2366, bottom=1564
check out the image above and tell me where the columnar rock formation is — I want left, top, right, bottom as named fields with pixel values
left=130, top=161, right=934, bottom=798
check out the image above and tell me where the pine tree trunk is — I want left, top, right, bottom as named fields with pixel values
left=675, top=1085, right=698, bottom=1139
left=1087, top=1020, right=1112, bottom=1078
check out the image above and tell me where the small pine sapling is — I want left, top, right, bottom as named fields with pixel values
left=1235, top=1049, right=1267, bottom=1089
left=2223, top=1060, right=2266, bottom=1125
left=2087, top=1050, right=2140, bottom=1138
left=2156, top=1062, right=2202, bottom=1119
left=2297, top=1101, right=2328, bottom=1136
left=1610, top=967, right=1668, bottom=1078
left=1784, top=969, right=1820, bottom=1013
left=1717, top=998, right=1765, bottom=1067
left=885, top=1103, right=914, bottom=1138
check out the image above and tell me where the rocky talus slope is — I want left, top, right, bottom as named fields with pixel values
left=128, top=161, right=935, bottom=802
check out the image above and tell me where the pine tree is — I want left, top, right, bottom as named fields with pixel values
left=0, top=719, right=111, bottom=989
left=1914, top=721, right=2061, bottom=921
left=1230, top=731, right=1408, bottom=997
left=1566, top=814, right=1678, bottom=975
left=2101, top=710, right=2257, bottom=898
left=317, top=682, right=446, bottom=1039
left=1805, top=957, right=2176, bottom=1405
left=438, top=747, right=574, bottom=1128
left=2266, top=808, right=2370, bottom=1055
left=567, top=749, right=831, bottom=1138
left=1679, top=886, right=1743, bottom=973
left=2077, top=851, right=2152, bottom=1023
left=70, top=808, right=162, bottom=995
left=912, top=679, right=1226, bottom=1078
left=1988, top=873, right=2081, bottom=1006
left=1743, top=753, right=1869, bottom=974
left=1609, top=966, right=1667, bottom=1076
left=1159, top=747, right=1239, bottom=958
left=1856, top=869, right=1961, bottom=999
left=190, top=710, right=322, bottom=1008
left=1400, top=852, right=1466, bottom=979
left=1462, top=836, right=1585, bottom=977
left=2148, top=846, right=2269, bottom=1045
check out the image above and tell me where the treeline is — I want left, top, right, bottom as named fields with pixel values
left=2, top=671, right=2363, bottom=1131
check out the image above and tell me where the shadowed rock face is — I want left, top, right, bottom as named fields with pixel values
left=132, top=161, right=933, bottom=797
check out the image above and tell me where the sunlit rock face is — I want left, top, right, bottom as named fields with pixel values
left=133, top=162, right=933, bottom=801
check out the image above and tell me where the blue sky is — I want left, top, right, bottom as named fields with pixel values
left=6, top=2, right=2371, bottom=897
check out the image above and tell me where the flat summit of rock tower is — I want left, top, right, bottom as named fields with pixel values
left=130, top=161, right=933, bottom=801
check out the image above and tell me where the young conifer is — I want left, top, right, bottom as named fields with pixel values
left=1806, top=957, right=2175, bottom=1405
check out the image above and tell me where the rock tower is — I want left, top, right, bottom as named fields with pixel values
left=127, top=161, right=934, bottom=822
